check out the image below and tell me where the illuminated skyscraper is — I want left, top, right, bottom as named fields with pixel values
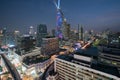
left=29, top=26, right=34, bottom=36
left=54, top=0, right=65, bottom=39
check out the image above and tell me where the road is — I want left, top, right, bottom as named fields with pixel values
left=0, top=54, right=21, bottom=80
left=41, top=62, right=54, bottom=80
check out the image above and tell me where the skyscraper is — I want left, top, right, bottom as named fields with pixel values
left=0, top=30, right=3, bottom=46
left=29, top=26, right=34, bottom=36
left=2, top=27, right=7, bottom=45
left=41, top=37, right=59, bottom=56
left=62, top=22, right=71, bottom=40
left=78, top=24, right=83, bottom=41
left=36, top=24, right=47, bottom=47
left=14, top=30, right=20, bottom=46
left=20, top=35, right=36, bottom=52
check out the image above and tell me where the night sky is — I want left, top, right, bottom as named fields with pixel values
left=0, top=0, right=120, bottom=33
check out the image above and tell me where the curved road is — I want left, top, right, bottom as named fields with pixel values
left=41, top=62, right=54, bottom=80
left=0, top=54, right=21, bottom=80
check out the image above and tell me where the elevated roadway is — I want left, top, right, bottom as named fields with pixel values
left=0, top=53, right=21, bottom=80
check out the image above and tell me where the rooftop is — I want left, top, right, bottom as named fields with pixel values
left=102, top=47, right=120, bottom=56
left=91, top=62, right=120, bottom=77
left=15, top=47, right=40, bottom=56
left=57, top=55, right=120, bottom=77
left=75, top=47, right=99, bottom=57
left=23, top=55, right=49, bottom=65
left=59, top=48, right=67, bottom=51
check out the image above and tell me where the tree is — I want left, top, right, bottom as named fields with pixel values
left=93, top=39, right=100, bottom=47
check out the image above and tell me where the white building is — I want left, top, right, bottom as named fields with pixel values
left=54, top=56, right=120, bottom=80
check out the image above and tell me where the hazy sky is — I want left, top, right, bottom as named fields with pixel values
left=0, top=0, right=120, bottom=33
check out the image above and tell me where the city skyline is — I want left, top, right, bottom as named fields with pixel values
left=0, top=0, right=120, bottom=79
left=0, top=0, right=120, bottom=33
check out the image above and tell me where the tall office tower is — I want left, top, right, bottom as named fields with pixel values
left=14, top=30, right=20, bottom=46
left=36, top=24, right=47, bottom=47
left=54, top=47, right=120, bottom=80
left=2, top=28, right=6, bottom=36
left=62, top=22, right=71, bottom=40
left=41, top=37, right=59, bottom=56
left=80, top=26, right=83, bottom=41
left=78, top=24, right=83, bottom=40
left=84, top=30, right=89, bottom=42
left=2, top=27, right=7, bottom=45
left=29, top=26, right=34, bottom=36
left=88, top=29, right=94, bottom=38
left=70, top=29, right=78, bottom=41
left=66, top=24, right=71, bottom=39
left=0, top=30, right=3, bottom=46
left=54, top=0, right=63, bottom=39
left=62, top=20, right=67, bottom=39
left=20, top=35, right=36, bottom=52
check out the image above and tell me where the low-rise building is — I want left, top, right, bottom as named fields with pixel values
left=22, top=55, right=51, bottom=78
left=99, top=46, right=120, bottom=72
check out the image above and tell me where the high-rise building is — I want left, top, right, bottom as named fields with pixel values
left=2, top=28, right=7, bottom=36
left=54, top=0, right=63, bottom=39
left=84, top=30, right=89, bottom=42
left=29, top=26, right=34, bottom=36
left=78, top=24, right=83, bottom=40
left=41, top=37, right=59, bottom=56
left=70, top=29, right=78, bottom=41
left=0, top=30, right=3, bottom=46
left=20, top=35, right=36, bottom=52
left=2, top=27, right=7, bottom=45
left=14, top=30, right=20, bottom=46
left=54, top=47, right=120, bottom=80
left=62, top=22, right=70, bottom=40
left=36, top=24, right=47, bottom=47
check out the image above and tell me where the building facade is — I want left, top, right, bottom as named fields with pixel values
left=29, top=26, right=34, bottom=36
left=41, top=37, right=59, bottom=56
left=62, top=22, right=70, bottom=40
left=20, top=35, right=36, bottom=52
left=78, top=25, right=84, bottom=41
left=36, top=24, right=47, bottom=47
left=99, top=47, right=120, bottom=72
left=54, top=56, right=120, bottom=80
